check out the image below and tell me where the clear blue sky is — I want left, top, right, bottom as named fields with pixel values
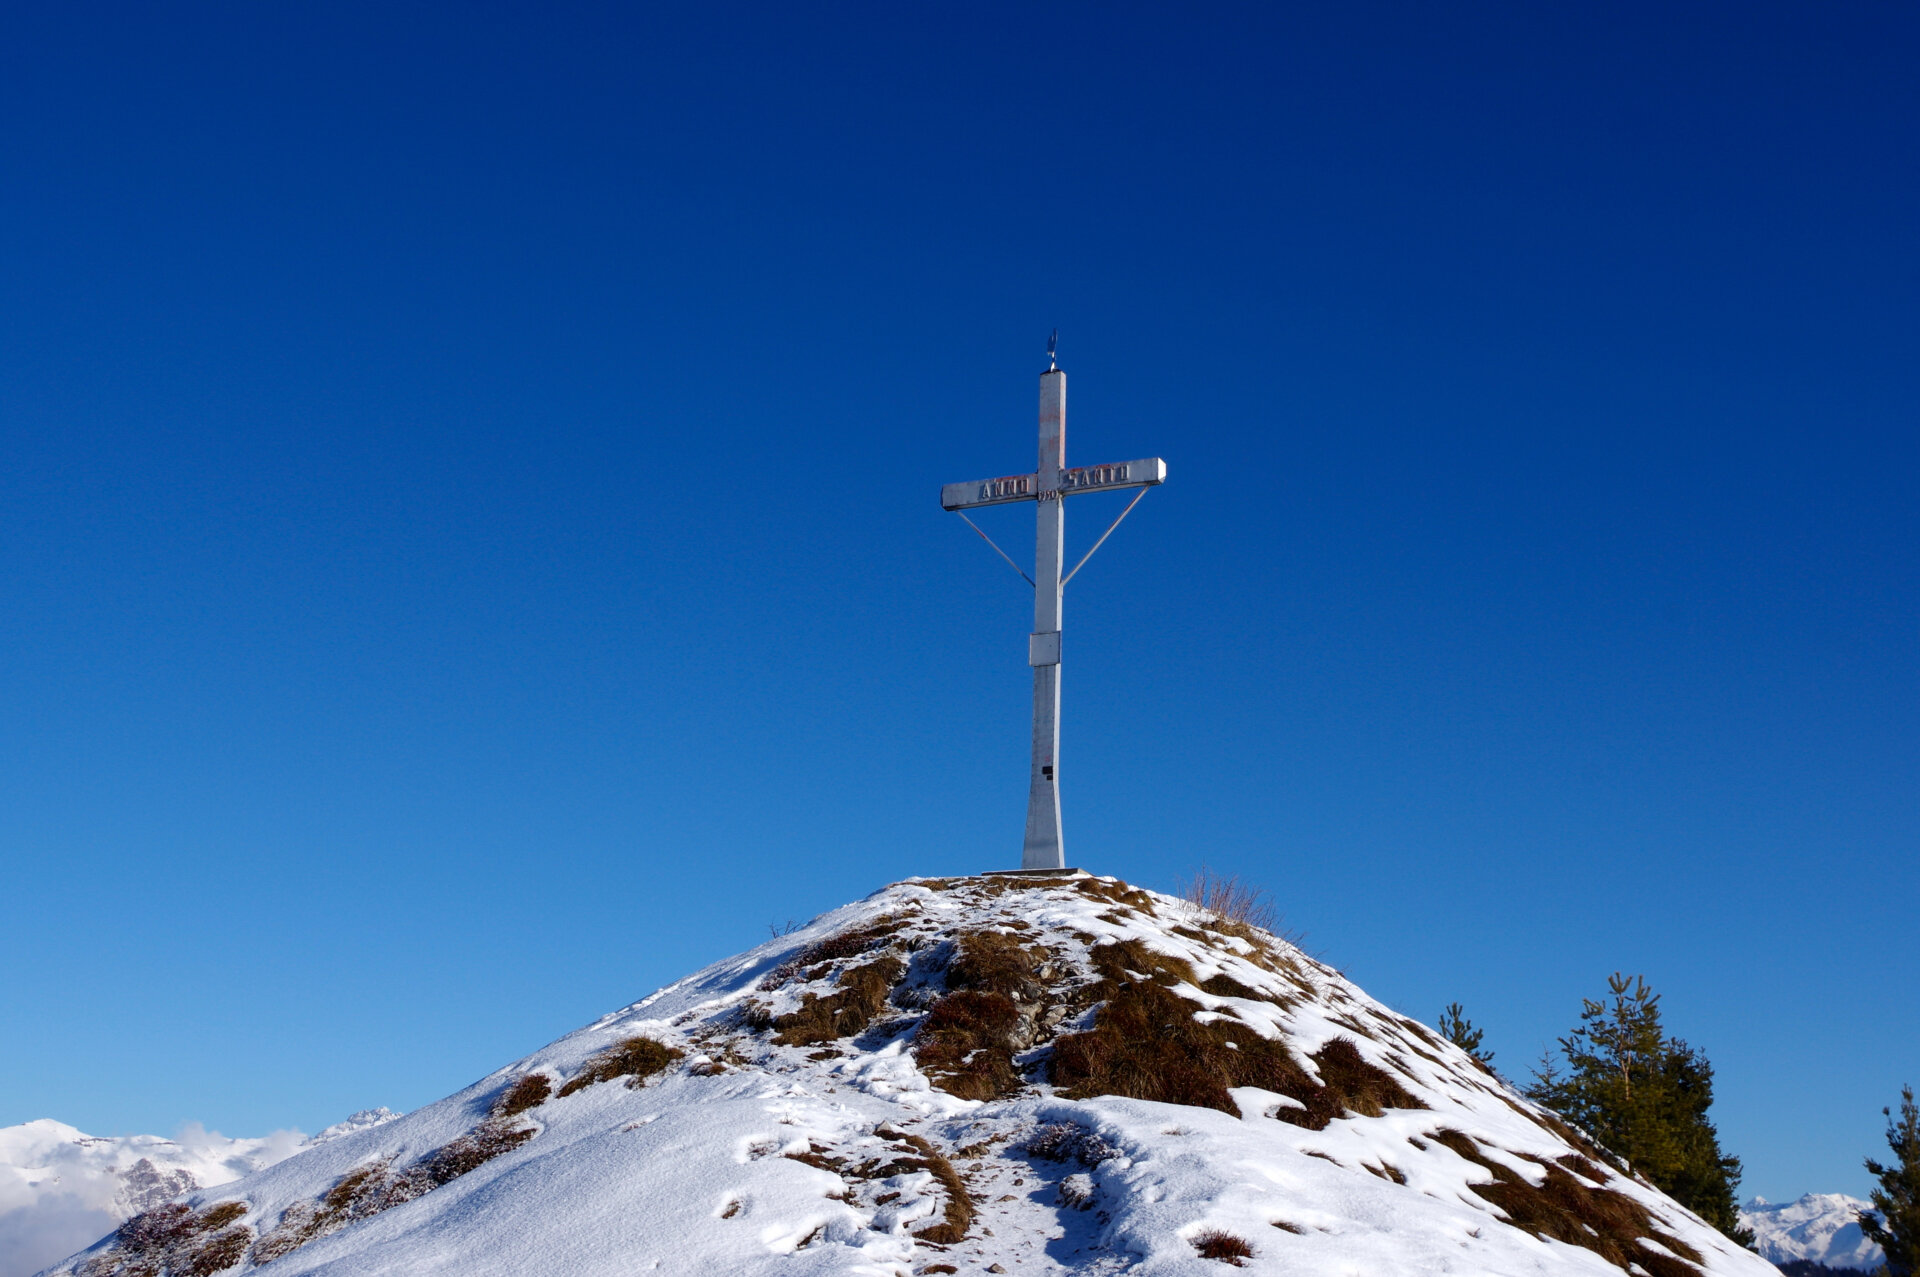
left=2, top=1, right=1912, bottom=1205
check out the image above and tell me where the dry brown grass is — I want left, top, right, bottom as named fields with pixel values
left=1427, top=1129, right=1702, bottom=1277
left=1049, top=941, right=1423, bottom=1125
left=1072, top=877, right=1161, bottom=913
left=912, top=990, right=1023, bottom=1099
left=78, top=1200, right=253, bottom=1277
left=1181, top=869, right=1278, bottom=934
left=1051, top=974, right=1265, bottom=1114
left=1296, top=1038, right=1424, bottom=1126
left=420, top=1123, right=537, bottom=1183
left=175, top=1228, right=249, bottom=1277
left=491, top=1073, right=553, bottom=1118
left=1192, top=1229, right=1255, bottom=1264
left=1557, top=1152, right=1610, bottom=1183
left=875, top=1126, right=974, bottom=1244
left=252, top=1161, right=415, bottom=1265
left=772, top=956, right=906, bottom=1046
left=555, top=1036, right=683, bottom=1098
left=252, top=1114, right=540, bottom=1266
left=944, top=930, right=1046, bottom=1002
left=907, top=929, right=1062, bottom=1099
left=761, top=920, right=905, bottom=988
left=785, top=1124, right=976, bottom=1245
left=1197, top=971, right=1263, bottom=1000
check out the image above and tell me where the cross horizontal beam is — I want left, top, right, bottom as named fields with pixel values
left=940, top=457, right=1167, bottom=510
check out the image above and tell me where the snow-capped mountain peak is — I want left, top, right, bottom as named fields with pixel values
left=1741, top=1192, right=1884, bottom=1272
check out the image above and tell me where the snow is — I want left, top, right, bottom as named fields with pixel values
left=1741, top=1193, right=1884, bottom=1271
left=0, top=1113, right=395, bottom=1277
left=34, top=877, right=1783, bottom=1276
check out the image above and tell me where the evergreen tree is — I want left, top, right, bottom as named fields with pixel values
left=1859, top=1084, right=1920, bottom=1277
left=1525, top=973, right=1751, bottom=1244
left=1439, top=1002, right=1495, bottom=1068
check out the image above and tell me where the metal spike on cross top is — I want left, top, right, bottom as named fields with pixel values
left=940, top=336, right=1168, bottom=871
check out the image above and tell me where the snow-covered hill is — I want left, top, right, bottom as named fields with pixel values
left=1741, top=1194, right=1883, bottom=1272
left=0, top=1112, right=395, bottom=1277
left=45, top=874, right=1777, bottom=1276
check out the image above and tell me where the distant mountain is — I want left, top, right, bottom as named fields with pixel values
left=41, top=873, right=1775, bottom=1276
left=1740, top=1193, right=1884, bottom=1273
left=0, top=1111, right=395, bottom=1277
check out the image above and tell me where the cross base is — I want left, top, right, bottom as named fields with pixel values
left=981, top=867, right=1086, bottom=877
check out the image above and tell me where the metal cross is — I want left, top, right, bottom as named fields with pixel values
left=941, top=352, right=1167, bottom=869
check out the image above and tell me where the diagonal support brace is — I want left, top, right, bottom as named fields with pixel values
left=1061, top=486, right=1150, bottom=588
left=954, top=510, right=1036, bottom=587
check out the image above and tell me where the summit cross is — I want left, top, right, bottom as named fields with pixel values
left=941, top=347, right=1167, bottom=870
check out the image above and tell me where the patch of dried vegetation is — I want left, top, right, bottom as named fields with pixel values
left=1022, top=1121, right=1120, bottom=1166
left=243, top=1053, right=627, bottom=1267
left=1049, top=940, right=1424, bottom=1124
left=1181, top=868, right=1278, bottom=935
left=773, top=957, right=906, bottom=1046
left=779, top=1125, right=975, bottom=1245
left=743, top=878, right=1419, bottom=1126
left=912, top=931, right=1059, bottom=1099
left=491, top=1072, right=553, bottom=1117
left=1427, top=1129, right=1703, bottom=1277
left=761, top=920, right=905, bottom=988
left=79, top=1201, right=251, bottom=1277
left=1192, top=1228, right=1256, bottom=1265
left=252, top=1116, right=540, bottom=1265
left=912, top=990, right=1024, bottom=1099
left=555, top=1036, right=683, bottom=1098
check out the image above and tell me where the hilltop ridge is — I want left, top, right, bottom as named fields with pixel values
left=47, top=873, right=1779, bottom=1276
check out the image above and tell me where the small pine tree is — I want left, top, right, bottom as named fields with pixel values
left=1439, top=1002, right=1495, bottom=1068
left=1525, top=973, right=1751, bottom=1244
left=1859, top=1084, right=1920, bottom=1277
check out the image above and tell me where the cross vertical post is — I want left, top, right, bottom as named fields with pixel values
left=940, top=350, right=1166, bottom=871
left=1024, top=370, right=1067, bottom=868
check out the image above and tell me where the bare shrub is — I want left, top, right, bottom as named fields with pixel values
left=1181, top=868, right=1278, bottom=934
left=1022, top=1122, right=1119, bottom=1166
left=1192, top=1228, right=1255, bottom=1264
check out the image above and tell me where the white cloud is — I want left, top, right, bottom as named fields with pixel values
left=0, top=1195, right=116, bottom=1277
